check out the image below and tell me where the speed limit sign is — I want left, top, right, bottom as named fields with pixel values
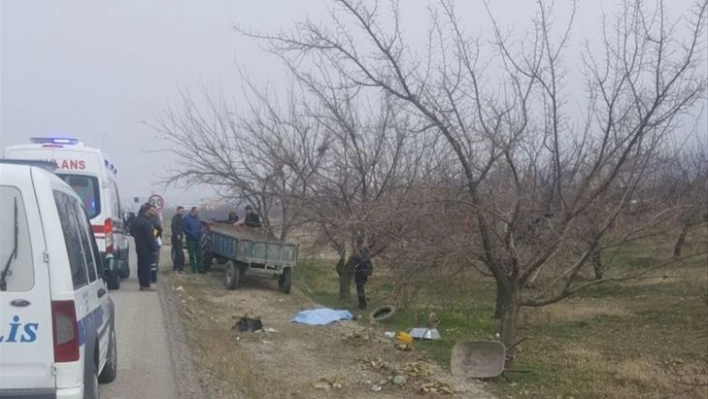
left=148, top=194, right=164, bottom=212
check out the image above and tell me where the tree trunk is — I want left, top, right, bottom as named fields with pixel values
left=591, top=246, right=603, bottom=280
left=494, top=279, right=509, bottom=319
left=673, top=223, right=690, bottom=258
left=336, top=255, right=355, bottom=300
left=499, top=285, right=521, bottom=367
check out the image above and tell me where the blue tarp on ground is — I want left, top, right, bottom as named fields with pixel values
left=290, top=308, right=354, bottom=326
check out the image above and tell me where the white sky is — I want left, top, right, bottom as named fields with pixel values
left=1, top=0, right=704, bottom=206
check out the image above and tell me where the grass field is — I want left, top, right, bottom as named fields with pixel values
left=294, top=230, right=708, bottom=399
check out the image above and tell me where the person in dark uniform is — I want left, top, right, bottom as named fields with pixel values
left=171, top=206, right=186, bottom=273
left=244, top=205, right=262, bottom=228
left=131, top=203, right=158, bottom=291
left=354, top=247, right=374, bottom=310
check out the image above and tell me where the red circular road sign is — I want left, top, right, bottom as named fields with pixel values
left=148, top=194, right=165, bottom=211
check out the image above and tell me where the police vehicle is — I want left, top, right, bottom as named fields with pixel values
left=5, top=137, right=130, bottom=289
left=0, top=160, right=121, bottom=399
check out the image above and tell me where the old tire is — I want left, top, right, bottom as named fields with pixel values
left=278, top=268, right=292, bottom=294
left=225, top=261, right=241, bottom=290
left=201, top=234, right=213, bottom=271
left=370, top=305, right=397, bottom=322
left=99, top=327, right=118, bottom=383
left=106, top=271, right=120, bottom=291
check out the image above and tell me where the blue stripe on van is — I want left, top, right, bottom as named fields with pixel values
left=77, top=305, right=104, bottom=346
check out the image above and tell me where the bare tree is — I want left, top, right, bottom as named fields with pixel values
left=153, top=83, right=324, bottom=240
left=243, top=0, right=708, bottom=353
left=291, top=65, right=433, bottom=299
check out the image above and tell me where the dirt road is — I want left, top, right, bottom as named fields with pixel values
left=100, top=241, right=202, bottom=399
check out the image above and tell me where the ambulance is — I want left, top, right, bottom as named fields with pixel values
left=5, top=137, right=130, bottom=290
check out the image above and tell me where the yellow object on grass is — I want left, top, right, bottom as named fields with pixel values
left=396, top=331, right=413, bottom=346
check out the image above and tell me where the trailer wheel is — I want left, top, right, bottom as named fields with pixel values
left=278, top=268, right=292, bottom=294
left=201, top=234, right=213, bottom=271
left=225, top=261, right=241, bottom=290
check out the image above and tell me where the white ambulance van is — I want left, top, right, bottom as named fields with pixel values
left=0, top=159, right=119, bottom=399
left=5, top=137, right=130, bottom=290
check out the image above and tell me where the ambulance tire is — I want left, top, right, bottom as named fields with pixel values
left=106, top=271, right=120, bottom=291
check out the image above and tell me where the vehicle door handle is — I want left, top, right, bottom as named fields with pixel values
left=97, top=288, right=106, bottom=298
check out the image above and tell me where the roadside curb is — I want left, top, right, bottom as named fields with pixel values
left=158, top=281, right=205, bottom=399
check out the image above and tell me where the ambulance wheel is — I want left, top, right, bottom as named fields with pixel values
left=225, top=261, right=241, bottom=290
left=106, top=271, right=120, bottom=290
left=120, top=246, right=131, bottom=279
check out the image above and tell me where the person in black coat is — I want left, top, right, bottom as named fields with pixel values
left=131, top=203, right=158, bottom=291
left=244, top=205, right=262, bottom=228
left=354, top=247, right=374, bottom=310
left=170, top=206, right=186, bottom=273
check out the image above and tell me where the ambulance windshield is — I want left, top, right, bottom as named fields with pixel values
left=56, top=174, right=101, bottom=219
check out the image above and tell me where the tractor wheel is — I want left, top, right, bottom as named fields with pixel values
left=200, top=234, right=213, bottom=271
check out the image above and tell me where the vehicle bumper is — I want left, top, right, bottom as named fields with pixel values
left=55, top=386, right=83, bottom=399
left=1, top=385, right=85, bottom=399
left=0, top=387, right=58, bottom=398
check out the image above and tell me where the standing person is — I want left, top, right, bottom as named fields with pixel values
left=244, top=205, right=262, bottom=228
left=131, top=203, right=158, bottom=291
left=171, top=206, right=186, bottom=273
left=151, top=213, right=163, bottom=283
left=354, top=247, right=374, bottom=310
left=182, top=206, right=204, bottom=274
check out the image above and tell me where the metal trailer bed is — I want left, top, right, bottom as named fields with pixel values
left=202, top=223, right=297, bottom=293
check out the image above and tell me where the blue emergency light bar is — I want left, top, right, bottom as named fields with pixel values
left=30, top=137, right=79, bottom=145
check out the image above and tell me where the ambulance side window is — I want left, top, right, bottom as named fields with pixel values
left=53, top=191, right=89, bottom=289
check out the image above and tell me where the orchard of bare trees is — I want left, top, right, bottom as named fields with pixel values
left=158, top=0, right=707, bottom=354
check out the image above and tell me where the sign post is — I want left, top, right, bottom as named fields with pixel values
left=148, top=194, right=165, bottom=212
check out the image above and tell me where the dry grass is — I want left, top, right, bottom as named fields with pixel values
left=171, top=276, right=294, bottom=398
left=523, top=301, right=633, bottom=325
left=164, top=267, right=494, bottom=399
left=614, top=358, right=669, bottom=389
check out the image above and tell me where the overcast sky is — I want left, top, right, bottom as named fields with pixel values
left=1, top=0, right=704, bottom=207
